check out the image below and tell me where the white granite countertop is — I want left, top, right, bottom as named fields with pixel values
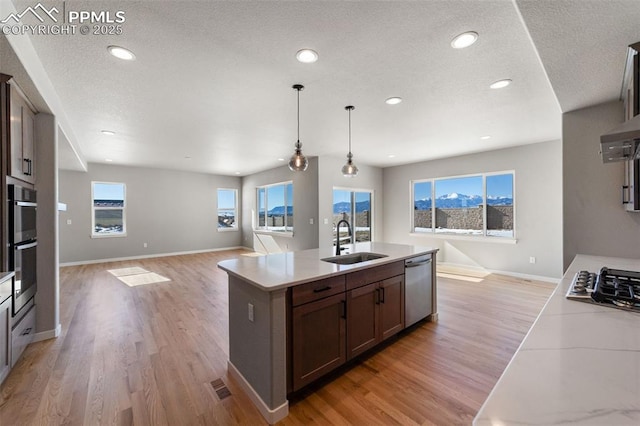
left=217, top=242, right=437, bottom=291
left=474, top=254, right=640, bottom=425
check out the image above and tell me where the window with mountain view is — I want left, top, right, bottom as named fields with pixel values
left=217, top=188, right=238, bottom=230
left=92, top=181, right=126, bottom=237
left=256, top=181, right=293, bottom=233
left=412, top=172, right=514, bottom=238
left=332, top=189, right=372, bottom=245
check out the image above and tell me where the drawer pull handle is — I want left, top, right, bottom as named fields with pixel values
left=22, top=327, right=32, bottom=336
left=313, top=286, right=332, bottom=293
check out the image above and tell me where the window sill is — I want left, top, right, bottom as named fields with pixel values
left=218, top=227, right=239, bottom=232
left=254, top=229, right=294, bottom=238
left=91, top=233, right=127, bottom=239
left=409, top=232, right=517, bottom=244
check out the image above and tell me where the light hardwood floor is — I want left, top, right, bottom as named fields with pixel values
left=0, top=250, right=554, bottom=425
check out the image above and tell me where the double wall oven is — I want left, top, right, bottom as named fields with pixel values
left=8, top=185, right=37, bottom=316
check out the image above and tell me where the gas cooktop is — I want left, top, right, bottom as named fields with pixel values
left=566, top=267, right=640, bottom=313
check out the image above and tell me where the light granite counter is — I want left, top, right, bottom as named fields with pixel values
left=474, top=254, right=640, bottom=425
left=218, top=241, right=437, bottom=291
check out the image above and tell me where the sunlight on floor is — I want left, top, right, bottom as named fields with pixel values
left=107, top=267, right=171, bottom=287
left=437, top=272, right=485, bottom=283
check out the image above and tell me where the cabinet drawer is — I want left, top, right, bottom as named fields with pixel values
left=11, top=304, right=35, bottom=368
left=346, top=261, right=404, bottom=290
left=291, top=276, right=346, bottom=307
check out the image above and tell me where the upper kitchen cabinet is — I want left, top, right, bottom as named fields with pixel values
left=5, top=80, right=36, bottom=185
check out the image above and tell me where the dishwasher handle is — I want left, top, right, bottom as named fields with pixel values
left=405, top=259, right=431, bottom=268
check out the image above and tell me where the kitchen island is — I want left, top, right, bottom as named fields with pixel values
left=474, top=254, right=640, bottom=425
left=218, top=242, right=437, bottom=423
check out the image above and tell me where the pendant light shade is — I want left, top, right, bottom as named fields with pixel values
left=342, top=105, right=358, bottom=177
left=288, top=84, right=309, bottom=172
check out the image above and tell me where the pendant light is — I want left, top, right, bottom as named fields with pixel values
left=342, top=105, right=359, bottom=177
left=288, top=84, right=309, bottom=172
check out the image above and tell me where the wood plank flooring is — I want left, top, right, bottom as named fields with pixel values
left=0, top=251, right=554, bottom=425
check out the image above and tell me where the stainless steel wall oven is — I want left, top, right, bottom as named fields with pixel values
left=8, top=185, right=37, bottom=316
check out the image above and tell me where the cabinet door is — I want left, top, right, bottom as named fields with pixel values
left=8, top=85, right=36, bottom=184
left=291, top=292, right=346, bottom=391
left=379, top=275, right=405, bottom=341
left=0, top=296, right=10, bottom=385
left=21, top=107, right=35, bottom=182
left=346, top=282, right=378, bottom=360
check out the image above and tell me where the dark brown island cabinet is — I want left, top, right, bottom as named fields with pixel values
left=288, top=260, right=406, bottom=392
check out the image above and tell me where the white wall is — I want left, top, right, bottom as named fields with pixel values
left=241, top=157, right=319, bottom=252
left=58, top=163, right=242, bottom=263
left=382, top=140, right=563, bottom=279
left=563, top=100, right=640, bottom=268
left=317, top=156, right=384, bottom=249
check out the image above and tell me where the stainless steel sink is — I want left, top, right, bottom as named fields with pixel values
left=321, top=252, right=388, bottom=265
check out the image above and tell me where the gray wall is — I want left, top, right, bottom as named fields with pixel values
left=317, top=156, right=384, bottom=249
left=563, top=100, right=640, bottom=268
left=58, top=163, right=242, bottom=263
left=383, top=140, right=563, bottom=279
left=241, top=157, right=319, bottom=252
left=34, top=114, right=59, bottom=335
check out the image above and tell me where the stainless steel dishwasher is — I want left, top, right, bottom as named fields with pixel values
left=405, top=254, right=433, bottom=327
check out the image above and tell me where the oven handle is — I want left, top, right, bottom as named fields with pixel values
left=15, top=201, right=37, bottom=208
left=15, top=241, right=37, bottom=250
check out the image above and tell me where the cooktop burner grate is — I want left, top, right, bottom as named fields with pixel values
left=566, top=268, right=640, bottom=313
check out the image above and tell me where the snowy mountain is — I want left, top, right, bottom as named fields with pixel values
left=414, top=193, right=512, bottom=209
left=333, top=200, right=370, bottom=214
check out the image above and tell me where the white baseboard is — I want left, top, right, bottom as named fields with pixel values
left=60, top=246, right=248, bottom=267
left=438, top=261, right=560, bottom=284
left=227, top=361, right=288, bottom=424
left=33, top=323, right=61, bottom=342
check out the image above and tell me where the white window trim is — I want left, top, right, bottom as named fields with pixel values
left=91, top=181, right=127, bottom=238
left=255, top=180, right=294, bottom=235
left=410, top=170, right=515, bottom=239
left=217, top=188, right=239, bottom=232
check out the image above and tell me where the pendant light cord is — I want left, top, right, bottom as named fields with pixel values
left=297, top=88, right=300, bottom=143
left=348, top=107, right=352, bottom=154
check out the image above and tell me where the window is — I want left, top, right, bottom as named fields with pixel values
left=412, top=172, right=514, bottom=238
left=256, top=181, right=294, bottom=233
left=92, top=182, right=126, bottom=237
left=217, top=188, right=238, bottom=230
left=333, top=188, right=373, bottom=245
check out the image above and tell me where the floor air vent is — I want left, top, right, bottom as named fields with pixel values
left=211, top=378, right=231, bottom=400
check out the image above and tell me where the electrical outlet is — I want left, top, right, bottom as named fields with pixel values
left=248, top=303, right=254, bottom=322
left=144, top=242, right=148, bottom=248
left=66, top=219, right=72, bottom=225
left=529, top=256, right=536, bottom=264
left=309, top=218, right=314, bottom=225
left=324, top=218, right=329, bottom=225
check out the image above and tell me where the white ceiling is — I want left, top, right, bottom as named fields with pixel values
left=3, top=1, right=640, bottom=176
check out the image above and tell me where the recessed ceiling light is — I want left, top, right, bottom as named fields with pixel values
left=107, top=45, right=136, bottom=61
left=101, top=130, right=116, bottom=136
left=388, top=154, right=396, bottom=158
left=277, top=158, right=285, bottom=161
left=235, top=171, right=241, bottom=175
left=451, top=31, right=479, bottom=49
left=385, top=97, right=403, bottom=105
left=105, top=158, right=113, bottom=162
left=296, top=49, right=318, bottom=63
left=490, top=79, right=512, bottom=89
left=480, top=135, right=491, bottom=140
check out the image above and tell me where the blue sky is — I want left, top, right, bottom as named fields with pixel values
left=93, top=183, right=124, bottom=200
left=218, top=189, right=236, bottom=209
left=414, top=174, right=513, bottom=200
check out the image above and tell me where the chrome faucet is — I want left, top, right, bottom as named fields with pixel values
left=335, top=219, right=352, bottom=255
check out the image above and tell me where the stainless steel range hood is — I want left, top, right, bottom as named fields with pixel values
left=600, top=114, right=640, bottom=163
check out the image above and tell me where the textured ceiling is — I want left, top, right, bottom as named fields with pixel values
left=2, top=1, right=638, bottom=176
